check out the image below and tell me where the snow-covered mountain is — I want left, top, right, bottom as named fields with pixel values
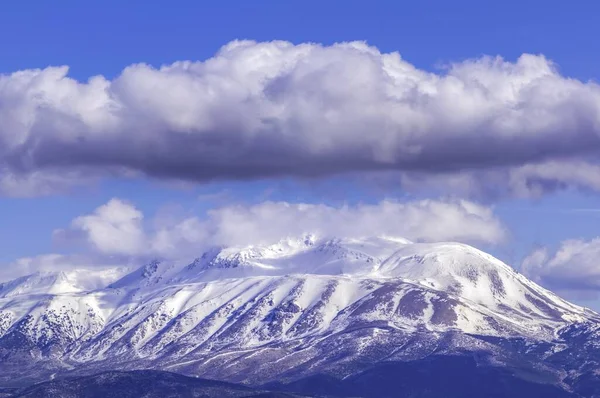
left=0, top=236, right=599, bottom=391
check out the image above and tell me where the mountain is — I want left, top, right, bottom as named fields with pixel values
left=1, top=235, right=600, bottom=396
left=0, top=365, right=576, bottom=398
left=4, top=370, right=305, bottom=398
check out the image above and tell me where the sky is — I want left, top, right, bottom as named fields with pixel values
left=2, top=0, right=600, bottom=306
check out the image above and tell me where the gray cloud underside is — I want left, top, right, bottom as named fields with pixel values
left=2, top=40, right=600, bottom=195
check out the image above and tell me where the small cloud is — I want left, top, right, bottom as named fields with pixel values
left=63, top=198, right=146, bottom=256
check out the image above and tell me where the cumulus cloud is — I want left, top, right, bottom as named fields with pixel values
left=522, top=238, right=600, bottom=296
left=2, top=40, right=600, bottom=196
left=55, top=197, right=506, bottom=259
left=55, top=198, right=146, bottom=255
left=6, top=254, right=82, bottom=278
left=2, top=254, right=108, bottom=277
left=198, top=199, right=506, bottom=248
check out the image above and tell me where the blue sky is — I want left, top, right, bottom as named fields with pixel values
left=2, top=0, right=600, bottom=305
left=1, top=0, right=599, bottom=81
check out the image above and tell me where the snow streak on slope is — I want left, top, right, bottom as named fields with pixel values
left=0, top=236, right=595, bottom=384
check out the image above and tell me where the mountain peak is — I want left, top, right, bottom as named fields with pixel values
left=0, top=234, right=597, bottom=390
left=176, top=235, right=412, bottom=280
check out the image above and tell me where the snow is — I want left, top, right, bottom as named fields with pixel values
left=0, top=234, right=596, bottom=369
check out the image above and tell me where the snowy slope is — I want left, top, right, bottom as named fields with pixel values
left=0, top=235, right=597, bottom=385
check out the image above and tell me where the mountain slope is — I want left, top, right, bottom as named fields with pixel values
left=0, top=236, right=597, bottom=393
left=8, top=370, right=304, bottom=398
left=3, top=365, right=577, bottom=398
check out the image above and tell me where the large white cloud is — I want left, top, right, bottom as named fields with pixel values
left=522, top=238, right=600, bottom=297
left=54, top=197, right=506, bottom=259
left=2, top=40, right=600, bottom=196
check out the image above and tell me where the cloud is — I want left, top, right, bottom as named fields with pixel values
left=391, top=159, right=600, bottom=200
left=0, top=168, right=91, bottom=197
left=55, top=198, right=147, bottom=256
left=522, top=239, right=600, bottom=297
left=5, top=254, right=82, bottom=279
left=2, top=40, right=600, bottom=196
left=56, top=197, right=506, bottom=259
left=198, top=199, right=506, bottom=248
left=0, top=253, right=141, bottom=292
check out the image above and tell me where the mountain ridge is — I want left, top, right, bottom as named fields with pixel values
left=0, top=235, right=599, bottom=394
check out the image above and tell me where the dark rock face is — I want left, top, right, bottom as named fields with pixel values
left=396, top=289, right=428, bottom=319
left=429, top=296, right=458, bottom=326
